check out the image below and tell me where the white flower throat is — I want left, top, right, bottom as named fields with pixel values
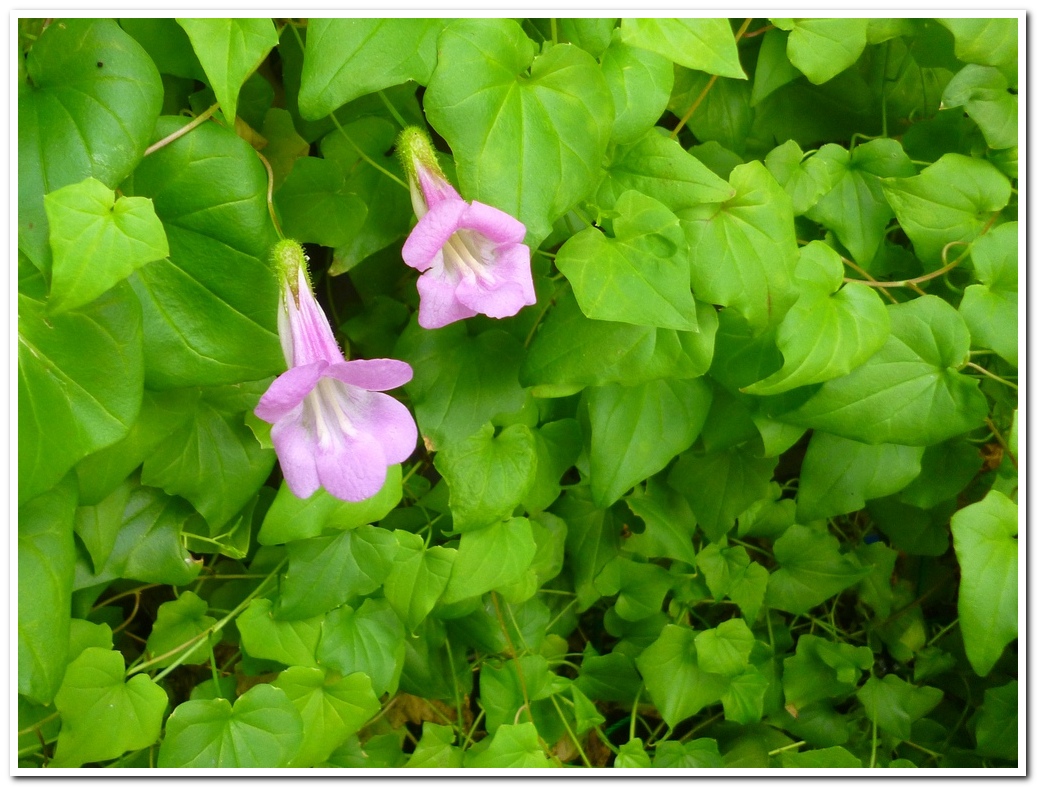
left=309, top=378, right=359, bottom=445
left=444, top=230, right=496, bottom=284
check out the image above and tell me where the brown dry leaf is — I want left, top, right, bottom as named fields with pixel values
left=384, top=693, right=457, bottom=729
left=585, top=729, right=614, bottom=767
left=234, top=116, right=268, bottom=151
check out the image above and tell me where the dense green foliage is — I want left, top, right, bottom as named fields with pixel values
left=18, top=17, right=1019, bottom=769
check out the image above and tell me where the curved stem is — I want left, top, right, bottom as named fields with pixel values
left=144, top=103, right=220, bottom=157
left=254, top=148, right=284, bottom=240
left=966, top=361, right=1017, bottom=390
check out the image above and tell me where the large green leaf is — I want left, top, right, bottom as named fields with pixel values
left=595, top=130, right=735, bottom=214
left=140, top=389, right=274, bottom=529
left=279, top=525, right=399, bottom=620
left=958, top=221, right=1018, bottom=365
left=588, top=377, right=711, bottom=508
left=857, top=674, right=943, bottom=740
left=19, top=18, right=162, bottom=269
left=797, top=433, right=923, bottom=521
left=258, top=465, right=402, bottom=545
left=441, top=518, right=537, bottom=605
left=43, top=178, right=168, bottom=313
left=158, top=684, right=303, bottom=767
left=298, top=19, right=443, bottom=118
left=395, top=320, right=530, bottom=452
left=18, top=476, right=77, bottom=704
left=521, top=288, right=716, bottom=394
left=744, top=242, right=890, bottom=395
left=558, top=191, right=698, bottom=331
left=942, top=65, right=1018, bottom=150
left=424, top=18, right=613, bottom=243
left=774, top=18, right=869, bottom=84
left=272, top=667, right=381, bottom=767
left=668, top=446, right=777, bottom=542
left=938, top=18, right=1018, bottom=77
left=237, top=598, right=321, bottom=667
left=18, top=286, right=143, bottom=501
left=600, top=33, right=674, bottom=144
left=435, top=423, right=538, bottom=532
left=52, top=648, right=167, bottom=767
left=950, top=490, right=1018, bottom=677
left=317, top=599, right=406, bottom=696
left=804, top=139, right=916, bottom=266
left=125, top=117, right=282, bottom=389
left=620, top=18, right=746, bottom=79
left=682, top=161, right=799, bottom=332
left=176, top=18, right=278, bottom=123
left=636, top=625, right=729, bottom=727
left=765, top=525, right=872, bottom=614
left=881, top=154, right=1012, bottom=269
left=781, top=296, right=989, bottom=445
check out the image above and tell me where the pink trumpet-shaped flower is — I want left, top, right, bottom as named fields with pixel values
left=255, top=239, right=417, bottom=502
left=398, top=127, right=536, bottom=329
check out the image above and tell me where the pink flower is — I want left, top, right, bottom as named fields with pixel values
left=255, top=239, right=417, bottom=502
left=398, top=127, right=536, bottom=329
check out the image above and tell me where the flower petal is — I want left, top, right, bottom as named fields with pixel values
left=417, top=166, right=461, bottom=211
left=324, top=359, right=413, bottom=391
left=402, top=198, right=467, bottom=271
left=454, top=244, right=536, bottom=319
left=462, top=200, right=527, bottom=245
left=315, top=430, right=391, bottom=502
left=255, top=361, right=326, bottom=422
left=270, top=411, right=320, bottom=499
left=416, top=269, right=478, bottom=329
left=351, top=391, right=419, bottom=465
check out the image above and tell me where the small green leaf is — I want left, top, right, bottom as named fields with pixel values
left=973, top=681, right=1018, bottom=761
left=781, top=295, right=989, bottom=445
left=881, top=154, right=1012, bottom=269
left=237, top=598, right=321, bottom=668
left=441, top=518, right=537, bottom=605
left=950, top=490, right=1018, bottom=676
left=258, top=465, right=402, bottom=545
left=274, top=157, right=368, bottom=249
left=43, top=178, right=168, bottom=313
left=588, top=377, right=712, bottom=508
left=782, top=634, right=873, bottom=711
left=317, top=600, right=406, bottom=696
left=868, top=497, right=953, bottom=557
left=804, top=139, right=916, bottom=266
left=797, top=432, right=924, bottom=521
left=141, top=392, right=275, bottom=530
left=298, top=19, right=443, bottom=118
left=273, top=667, right=381, bottom=767
left=559, top=192, right=698, bottom=331
left=938, top=19, right=1018, bottom=76
left=570, top=684, right=606, bottom=735
left=18, top=476, right=77, bottom=704
left=750, top=30, right=801, bottom=106
left=557, top=489, right=624, bottom=612
left=942, top=64, right=1017, bottom=149
left=176, top=18, right=278, bottom=123
left=435, top=423, right=538, bottom=532
left=682, top=161, right=799, bottom=332
left=857, top=674, right=944, bottom=740
left=958, top=221, right=1018, bottom=366
left=279, top=525, right=399, bottom=619
left=765, top=525, right=872, bottom=614
left=782, top=19, right=869, bottom=84
left=145, top=591, right=220, bottom=668
left=18, top=287, right=143, bottom=501
left=600, top=34, right=674, bottom=144
left=396, top=320, right=530, bottom=452
left=653, top=739, right=723, bottom=767
left=464, top=723, right=552, bottom=768
left=425, top=18, right=613, bottom=243
left=596, top=130, right=735, bottom=214
left=764, top=138, right=833, bottom=215
left=636, top=625, right=729, bottom=727
left=595, top=557, right=674, bottom=622
left=405, top=722, right=465, bottom=768
left=721, top=667, right=770, bottom=725
left=384, top=532, right=455, bottom=631
left=902, top=440, right=983, bottom=510
left=52, top=648, right=167, bottom=767
left=695, top=619, right=755, bottom=677
left=744, top=242, right=890, bottom=394
left=158, top=683, right=303, bottom=767
left=624, top=479, right=698, bottom=566
left=620, top=18, right=746, bottom=79
left=615, top=738, right=652, bottom=768
left=521, top=289, right=717, bottom=393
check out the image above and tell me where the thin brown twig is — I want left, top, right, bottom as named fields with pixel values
left=144, top=103, right=220, bottom=157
